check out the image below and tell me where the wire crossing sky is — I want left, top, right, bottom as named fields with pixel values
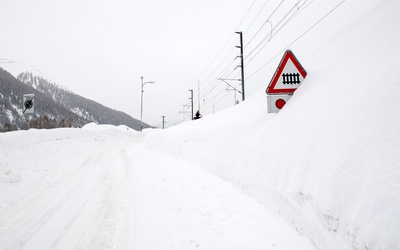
left=0, top=0, right=347, bottom=127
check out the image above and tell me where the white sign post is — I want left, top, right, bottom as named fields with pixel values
left=23, top=94, right=35, bottom=114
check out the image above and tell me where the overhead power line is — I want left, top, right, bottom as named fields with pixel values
left=247, top=0, right=347, bottom=80
left=164, top=0, right=345, bottom=127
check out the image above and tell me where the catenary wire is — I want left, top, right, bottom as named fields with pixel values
left=247, top=0, right=347, bottom=80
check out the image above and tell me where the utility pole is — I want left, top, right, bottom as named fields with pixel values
left=189, top=89, right=194, bottom=120
left=140, top=76, right=155, bottom=132
left=161, top=116, right=166, bottom=129
left=235, top=31, right=245, bottom=101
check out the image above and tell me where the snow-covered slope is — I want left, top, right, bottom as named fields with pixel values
left=0, top=59, right=72, bottom=94
left=18, top=71, right=70, bottom=93
left=0, top=59, right=50, bottom=80
left=145, top=1, right=400, bottom=249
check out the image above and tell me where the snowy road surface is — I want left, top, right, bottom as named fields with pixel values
left=0, top=127, right=314, bottom=249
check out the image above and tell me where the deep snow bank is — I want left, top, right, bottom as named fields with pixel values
left=145, top=1, right=400, bottom=249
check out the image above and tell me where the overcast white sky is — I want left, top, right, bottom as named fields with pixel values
left=0, top=0, right=345, bottom=127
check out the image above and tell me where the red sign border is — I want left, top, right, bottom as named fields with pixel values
left=266, top=50, right=307, bottom=94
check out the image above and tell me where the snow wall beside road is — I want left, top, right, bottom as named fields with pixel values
left=145, top=1, right=400, bottom=249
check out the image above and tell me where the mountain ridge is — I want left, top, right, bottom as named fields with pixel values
left=0, top=67, right=149, bottom=131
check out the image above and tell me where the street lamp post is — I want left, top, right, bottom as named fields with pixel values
left=140, top=76, right=155, bottom=132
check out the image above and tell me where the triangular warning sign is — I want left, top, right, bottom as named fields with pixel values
left=266, top=50, right=307, bottom=94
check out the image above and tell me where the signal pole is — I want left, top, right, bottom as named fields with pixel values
left=161, top=116, right=166, bottom=129
left=235, top=31, right=245, bottom=101
left=189, top=89, right=194, bottom=120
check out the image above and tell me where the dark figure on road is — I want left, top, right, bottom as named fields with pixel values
left=194, top=110, right=202, bottom=120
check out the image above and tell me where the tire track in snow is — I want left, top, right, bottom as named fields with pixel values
left=57, top=146, right=135, bottom=249
left=2, top=136, right=141, bottom=250
left=19, top=150, right=113, bottom=249
left=2, top=144, right=107, bottom=249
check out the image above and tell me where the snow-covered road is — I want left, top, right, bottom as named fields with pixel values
left=0, top=126, right=314, bottom=249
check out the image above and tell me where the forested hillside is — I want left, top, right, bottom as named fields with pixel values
left=0, top=68, right=148, bottom=131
